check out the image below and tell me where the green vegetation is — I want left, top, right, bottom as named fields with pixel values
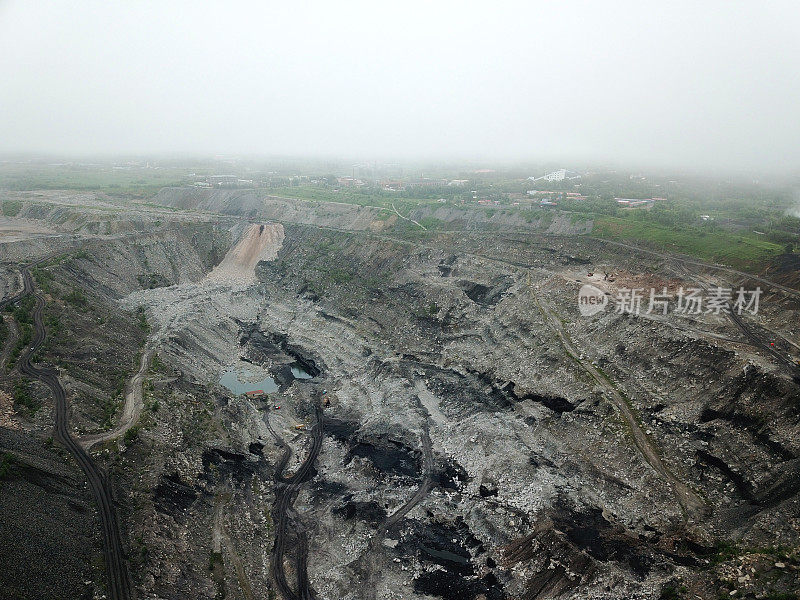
left=31, top=268, right=54, bottom=294
left=593, top=216, right=784, bottom=270
left=96, top=394, right=119, bottom=429
left=6, top=295, right=35, bottom=369
left=181, top=402, right=216, bottom=444
left=63, top=288, right=89, bottom=309
left=764, top=593, right=798, bottom=600
left=150, top=352, right=165, bottom=373
left=7, top=294, right=34, bottom=325
left=269, top=185, right=445, bottom=210
left=538, top=211, right=554, bottom=227
left=208, top=550, right=226, bottom=600
left=0, top=163, right=191, bottom=197
left=129, top=535, right=149, bottom=569
left=410, top=301, right=441, bottom=320
left=659, top=583, right=687, bottom=600
left=45, top=312, right=61, bottom=335
left=137, top=272, right=169, bottom=289
left=709, top=540, right=740, bottom=565
left=325, top=267, right=353, bottom=283
left=418, top=216, right=443, bottom=229
left=1, top=199, right=23, bottom=216
left=0, top=452, right=16, bottom=481
left=13, top=378, right=40, bottom=414
left=136, top=307, right=149, bottom=332
left=124, top=424, right=141, bottom=444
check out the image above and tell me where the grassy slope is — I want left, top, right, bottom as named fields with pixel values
left=592, top=215, right=783, bottom=271
left=268, top=185, right=446, bottom=212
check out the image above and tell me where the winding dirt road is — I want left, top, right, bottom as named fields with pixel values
left=81, top=344, right=153, bottom=450
left=266, top=405, right=324, bottom=600
left=535, top=295, right=707, bottom=519
left=13, top=268, right=131, bottom=600
left=391, top=203, right=427, bottom=230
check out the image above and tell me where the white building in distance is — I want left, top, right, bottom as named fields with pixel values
left=528, top=169, right=581, bottom=182
left=544, top=168, right=567, bottom=181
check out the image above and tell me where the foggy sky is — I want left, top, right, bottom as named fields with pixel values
left=1, top=1, right=799, bottom=172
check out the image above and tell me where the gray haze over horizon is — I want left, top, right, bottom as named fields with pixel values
left=1, top=1, right=799, bottom=174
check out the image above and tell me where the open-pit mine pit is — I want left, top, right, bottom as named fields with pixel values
left=1, top=189, right=799, bottom=600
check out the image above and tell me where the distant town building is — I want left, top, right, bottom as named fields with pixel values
left=544, top=168, right=567, bottom=182
left=208, top=175, right=238, bottom=187
left=337, top=176, right=365, bottom=187
left=528, top=169, right=582, bottom=182
left=448, top=179, right=469, bottom=186
left=406, top=178, right=447, bottom=188
left=204, top=175, right=255, bottom=188
left=616, top=198, right=653, bottom=207
left=380, top=180, right=405, bottom=191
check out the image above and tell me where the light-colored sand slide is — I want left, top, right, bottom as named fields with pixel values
left=207, top=222, right=285, bottom=284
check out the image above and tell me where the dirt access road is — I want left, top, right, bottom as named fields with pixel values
left=535, top=294, right=707, bottom=519
left=14, top=268, right=131, bottom=600
left=267, top=405, right=324, bottom=600
left=80, top=344, right=153, bottom=450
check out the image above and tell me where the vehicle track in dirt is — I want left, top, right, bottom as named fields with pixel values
left=266, top=405, right=324, bottom=600
left=359, top=404, right=434, bottom=600
left=535, top=294, right=708, bottom=519
left=80, top=344, right=153, bottom=450
left=12, top=268, right=131, bottom=600
left=669, top=261, right=800, bottom=381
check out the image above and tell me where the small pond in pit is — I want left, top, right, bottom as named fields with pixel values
left=290, top=363, right=314, bottom=380
left=219, top=364, right=279, bottom=395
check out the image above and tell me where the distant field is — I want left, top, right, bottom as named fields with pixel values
left=268, top=186, right=438, bottom=211
left=592, top=215, right=784, bottom=271
left=1, top=164, right=791, bottom=272
left=0, top=163, right=194, bottom=197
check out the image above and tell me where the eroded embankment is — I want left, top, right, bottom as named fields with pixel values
left=151, top=187, right=594, bottom=234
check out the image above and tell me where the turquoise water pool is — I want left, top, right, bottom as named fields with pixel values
left=219, top=365, right=279, bottom=395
